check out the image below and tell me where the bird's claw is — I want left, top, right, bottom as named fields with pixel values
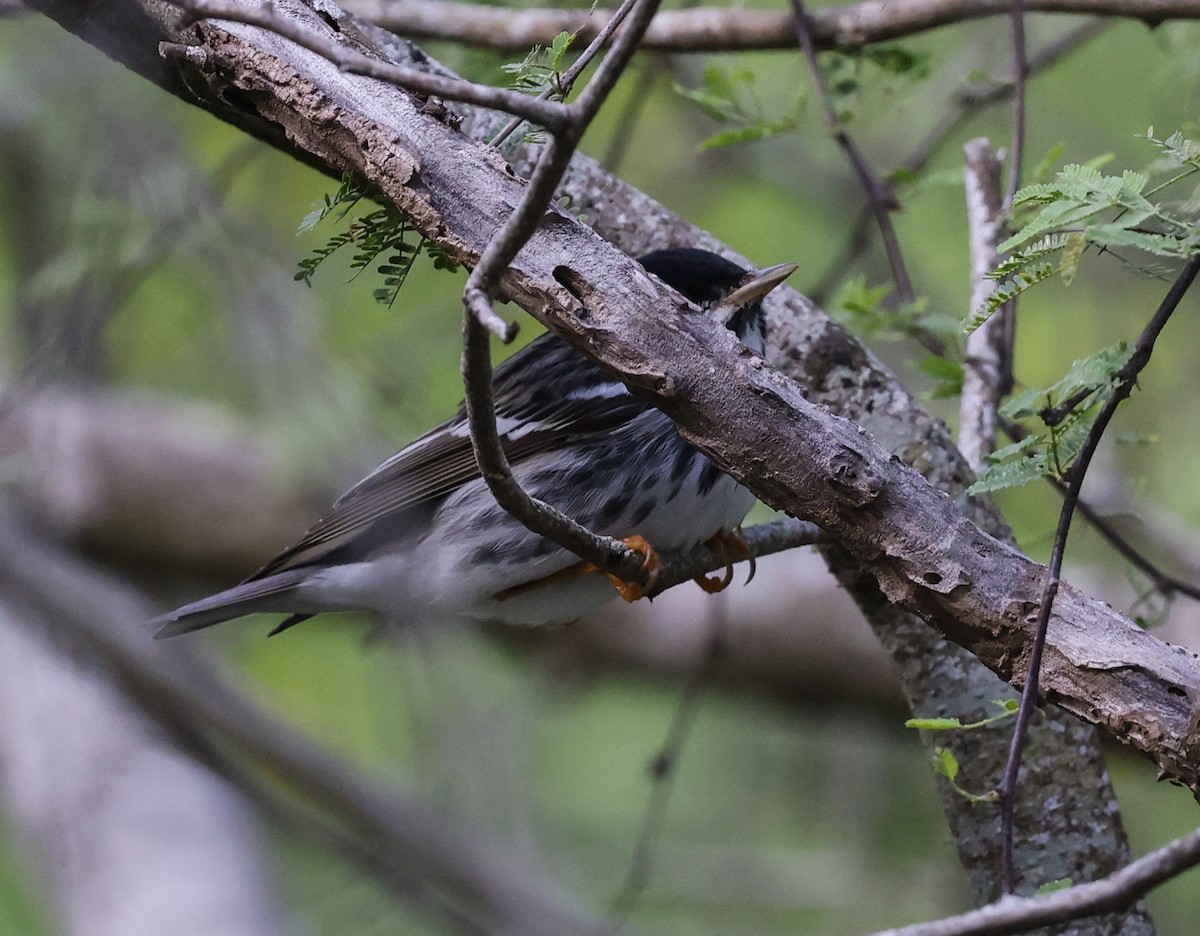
left=693, top=528, right=755, bottom=594
left=605, top=534, right=661, bottom=602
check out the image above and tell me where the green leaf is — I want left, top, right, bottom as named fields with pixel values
left=676, top=67, right=804, bottom=148
left=978, top=343, right=1134, bottom=493
left=1029, top=142, right=1066, bottom=185
left=982, top=433, right=1042, bottom=460
left=1035, top=878, right=1074, bottom=895
left=932, top=747, right=959, bottom=782
left=700, top=119, right=796, bottom=151
left=1087, top=225, right=1192, bottom=256
left=917, top=354, right=963, bottom=398
left=1056, top=341, right=1132, bottom=400
left=967, top=450, right=1053, bottom=495
left=1115, top=432, right=1159, bottom=446
left=548, top=31, right=575, bottom=70
left=862, top=44, right=930, bottom=78
left=1059, top=231, right=1087, bottom=285
left=987, top=234, right=1070, bottom=280
left=906, top=717, right=964, bottom=730
left=967, top=262, right=1055, bottom=332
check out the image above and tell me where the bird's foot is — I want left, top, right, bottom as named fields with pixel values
left=492, top=535, right=660, bottom=603
left=603, top=534, right=661, bottom=602
left=693, top=528, right=756, bottom=594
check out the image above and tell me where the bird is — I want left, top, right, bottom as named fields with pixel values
left=152, top=248, right=797, bottom=638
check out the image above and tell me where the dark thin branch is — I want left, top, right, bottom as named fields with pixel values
left=1001, top=417, right=1200, bottom=604
left=461, top=0, right=665, bottom=585
left=787, top=0, right=942, bottom=354
left=177, top=0, right=573, bottom=132
left=869, top=824, right=1200, bottom=936
left=997, top=253, right=1200, bottom=893
left=1039, top=384, right=1097, bottom=426
left=1004, top=0, right=1029, bottom=211
left=1069, top=494, right=1200, bottom=603
left=810, top=19, right=1109, bottom=304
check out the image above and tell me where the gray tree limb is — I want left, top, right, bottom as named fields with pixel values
left=339, top=0, right=1200, bottom=53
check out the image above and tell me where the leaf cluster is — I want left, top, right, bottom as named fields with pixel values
left=497, top=31, right=576, bottom=144
left=832, top=276, right=963, bottom=397
left=296, top=175, right=459, bottom=307
left=819, top=43, right=931, bottom=124
left=907, top=700, right=1016, bottom=804
left=969, top=132, right=1200, bottom=330
left=501, top=30, right=575, bottom=98
left=968, top=342, right=1133, bottom=495
left=674, top=64, right=805, bottom=150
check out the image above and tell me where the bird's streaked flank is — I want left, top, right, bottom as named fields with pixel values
left=152, top=248, right=796, bottom=638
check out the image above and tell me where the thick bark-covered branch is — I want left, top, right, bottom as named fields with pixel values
left=341, top=0, right=1200, bottom=52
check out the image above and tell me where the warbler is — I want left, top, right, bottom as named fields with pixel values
left=153, top=248, right=796, bottom=638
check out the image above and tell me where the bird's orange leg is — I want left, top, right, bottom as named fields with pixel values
left=693, top=528, right=756, bottom=594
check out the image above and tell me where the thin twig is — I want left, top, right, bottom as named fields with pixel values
left=461, top=0, right=666, bottom=584
left=609, top=609, right=726, bottom=923
left=1004, top=0, right=1029, bottom=211
left=462, top=285, right=651, bottom=588
left=996, top=253, right=1200, bottom=893
left=177, top=0, right=572, bottom=132
left=1001, top=417, right=1200, bottom=603
left=652, top=518, right=823, bottom=595
left=489, top=0, right=640, bottom=149
left=810, top=19, right=1109, bottom=304
left=868, top=824, right=1200, bottom=936
left=788, top=0, right=929, bottom=351
left=991, top=0, right=1028, bottom=401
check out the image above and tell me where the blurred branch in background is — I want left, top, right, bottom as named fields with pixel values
left=0, top=584, right=291, bottom=936
left=339, top=0, right=1200, bottom=52
left=0, top=518, right=622, bottom=936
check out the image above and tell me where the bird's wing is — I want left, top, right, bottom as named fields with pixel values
left=249, top=337, right=645, bottom=579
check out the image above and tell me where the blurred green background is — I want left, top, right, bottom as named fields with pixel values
left=2, top=2, right=1200, bottom=933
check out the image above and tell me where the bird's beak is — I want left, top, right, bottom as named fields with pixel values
left=721, top=262, right=799, bottom=308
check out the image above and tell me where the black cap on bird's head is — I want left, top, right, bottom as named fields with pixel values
left=637, top=248, right=798, bottom=354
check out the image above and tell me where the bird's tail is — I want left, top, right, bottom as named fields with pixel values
left=150, top=569, right=312, bottom=639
